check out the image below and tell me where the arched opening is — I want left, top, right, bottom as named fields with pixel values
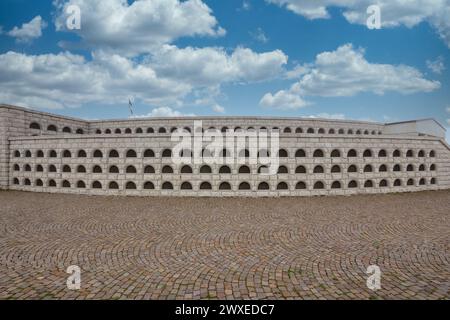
left=313, top=165, right=324, bottom=173
left=144, top=149, right=155, bottom=157
left=331, top=181, right=341, bottom=189
left=318, top=128, right=325, bottom=134
left=277, top=182, right=288, bottom=190
left=295, top=149, right=306, bottom=158
left=144, top=182, right=155, bottom=189
left=407, top=179, right=415, bottom=186
left=430, top=178, right=437, bottom=185
left=419, top=164, right=425, bottom=171
left=406, top=150, right=414, bottom=157
left=200, top=182, right=212, bottom=190
left=76, top=129, right=84, bottom=134
left=378, top=149, right=387, bottom=157
left=238, top=182, right=251, bottom=190
left=125, top=128, right=132, bottom=134
left=238, top=149, right=250, bottom=158
left=95, top=129, right=102, bottom=134
left=307, top=128, right=314, bottom=134
left=330, top=149, right=340, bottom=157
left=295, top=165, right=306, bottom=174
left=239, top=165, right=251, bottom=174
left=329, top=129, right=335, bottom=134
left=36, top=166, right=43, bottom=174
left=13, top=178, right=19, bottom=185
left=348, top=180, right=358, bottom=188
left=126, top=149, right=137, bottom=158
left=24, top=164, right=31, bottom=172
left=77, top=165, right=86, bottom=173
left=219, top=166, right=231, bottom=174
left=277, top=166, right=288, bottom=174
left=429, top=150, right=436, bottom=157
left=62, top=165, right=71, bottom=173
left=347, top=149, right=357, bottom=157
left=393, top=164, right=401, bottom=172
left=295, top=127, right=303, bottom=133
left=92, top=181, right=102, bottom=189
left=63, top=150, right=72, bottom=158
left=13, top=164, right=20, bottom=171
left=430, top=164, right=436, bottom=171
left=295, top=181, right=307, bottom=189
left=47, top=125, right=57, bottom=132
left=258, top=182, right=270, bottom=190
left=181, top=182, right=193, bottom=190
left=49, top=150, right=57, bottom=158
left=25, top=150, right=31, bottom=158
left=363, top=149, right=372, bottom=157
left=219, top=182, right=231, bottom=190
left=419, top=178, right=426, bottom=185
left=126, top=165, right=137, bottom=174
left=36, top=150, right=44, bottom=157
left=63, top=127, right=72, bottom=133
left=36, top=179, right=43, bottom=187
left=278, top=149, right=288, bottom=158
left=62, top=180, right=71, bottom=188
left=331, top=165, right=341, bottom=173
left=158, top=127, right=167, bottom=133
left=162, top=149, right=172, bottom=157
left=109, top=165, right=119, bottom=173
left=418, top=150, right=425, bottom=157
left=313, top=181, right=324, bottom=189
left=313, top=149, right=324, bottom=157
left=93, top=150, right=103, bottom=158
left=283, top=127, right=291, bottom=133
left=200, top=165, right=212, bottom=174
left=364, top=180, right=373, bottom=188
left=48, top=179, right=56, bottom=187
left=181, top=165, right=193, bottom=174
left=144, top=165, right=155, bottom=174
left=14, top=150, right=20, bottom=158
left=29, top=122, right=41, bottom=130
left=105, top=129, right=111, bottom=134
left=109, top=181, right=119, bottom=189
left=379, top=164, right=387, bottom=172
left=135, top=128, right=143, bottom=134
left=162, top=165, right=173, bottom=174
left=93, top=165, right=102, bottom=173
left=394, top=179, right=402, bottom=187
left=258, top=166, right=268, bottom=174
left=379, top=179, right=388, bottom=187
left=393, top=150, right=401, bottom=157
left=109, top=150, right=119, bottom=158
left=78, top=150, right=87, bottom=157
left=147, top=127, right=154, bottom=133
left=125, top=181, right=137, bottom=190
left=363, top=165, right=373, bottom=173
left=407, top=164, right=414, bottom=172
left=48, top=165, right=57, bottom=172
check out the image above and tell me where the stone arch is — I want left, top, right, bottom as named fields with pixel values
left=125, top=128, right=132, bottom=134
left=278, top=149, right=288, bottom=158
left=277, top=182, right=289, bottom=190
left=36, top=150, right=44, bottom=157
left=92, top=181, right=102, bottom=189
left=62, top=165, right=71, bottom=173
left=36, top=179, right=43, bottom=187
left=95, top=129, right=102, bottom=134
left=430, top=164, right=436, bottom=171
left=181, top=182, right=193, bottom=190
left=419, top=178, right=426, bottom=185
left=379, top=179, right=388, bottom=187
left=419, top=164, right=425, bottom=171
left=407, top=164, right=414, bottom=172
left=313, top=149, right=324, bottom=157
left=330, top=149, right=341, bottom=157
left=331, top=165, right=341, bottom=173
left=318, top=128, right=325, bottom=134
left=93, top=165, right=103, bottom=173
left=331, top=181, right=341, bottom=189
left=105, top=129, right=111, bottom=134
left=109, top=181, right=119, bottom=189
left=181, top=165, right=193, bottom=174
left=147, top=127, right=154, bottom=133
left=144, top=165, right=155, bottom=174
left=295, top=165, right=306, bottom=174
left=238, top=182, right=251, bottom=190
left=78, top=150, right=87, bottom=157
left=144, top=149, right=155, bottom=157
left=13, top=164, right=20, bottom=171
left=126, top=149, right=137, bottom=158
left=109, top=149, right=119, bottom=157
left=116, top=128, right=123, bottom=134
left=144, top=182, right=155, bottom=189
left=47, top=124, right=57, bottom=132
left=162, top=149, right=172, bottom=157
left=49, top=150, right=57, bottom=158
left=158, top=127, right=167, bottom=133
left=62, top=180, right=71, bottom=188
left=36, top=166, right=43, bottom=174
left=125, top=181, right=137, bottom=190
left=418, top=150, right=425, bottom=157
left=329, top=128, right=335, bottom=134
left=406, top=150, right=414, bottom=157
left=77, top=165, right=86, bottom=173
left=430, top=150, right=436, bottom=157
left=313, top=181, right=325, bottom=189
left=363, top=149, right=373, bottom=157
left=48, top=165, right=57, bottom=172
left=258, top=182, right=270, bottom=190
left=430, top=178, right=436, bottom=185
left=364, top=180, right=373, bottom=188
left=200, top=165, right=212, bottom=174
left=219, top=166, right=231, bottom=174
left=29, top=122, right=41, bottom=130
left=277, top=165, right=288, bottom=174
left=238, top=165, right=251, bottom=174
left=393, top=149, right=401, bottom=157
left=307, top=128, right=315, bottom=134
left=313, top=165, right=324, bottom=173
left=407, top=178, right=415, bottom=186
left=219, top=182, right=231, bottom=190
left=238, top=149, right=250, bottom=158
left=76, top=128, right=84, bottom=134
left=22, top=179, right=30, bottom=186
left=363, top=164, right=373, bottom=173
left=63, top=150, right=72, bottom=158
left=378, top=149, right=387, bottom=157
left=295, top=127, right=303, bottom=133
left=393, top=164, right=401, bottom=172
left=379, top=164, right=387, bottom=172
left=348, top=180, right=358, bottom=188
left=200, top=182, right=212, bottom=190
left=24, top=164, right=31, bottom=172
left=63, top=127, right=72, bottom=133
left=295, top=181, right=307, bottom=189
left=93, top=150, right=103, bottom=158
left=347, top=149, right=357, bottom=157
left=126, top=165, right=137, bottom=174
left=13, top=178, right=19, bottom=185
left=283, top=127, right=291, bottom=133
left=295, top=149, right=306, bottom=158
left=48, top=179, right=57, bottom=187
left=14, top=150, right=20, bottom=157
left=109, top=165, right=119, bottom=173
left=136, top=128, right=143, bottom=134
left=162, top=165, right=173, bottom=174
left=394, top=179, right=402, bottom=187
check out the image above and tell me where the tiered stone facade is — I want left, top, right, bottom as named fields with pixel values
left=2, top=104, right=450, bottom=196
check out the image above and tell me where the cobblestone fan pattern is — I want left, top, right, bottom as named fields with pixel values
left=0, top=190, right=448, bottom=300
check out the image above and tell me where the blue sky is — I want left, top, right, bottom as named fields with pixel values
left=0, top=0, right=449, bottom=141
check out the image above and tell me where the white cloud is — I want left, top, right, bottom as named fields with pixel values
left=150, top=45, right=287, bottom=85
left=0, top=45, right=287, bottom=110
left=54, top=0, right=225, bottom=56
left=241, top=1, right=251, bottom=11
left=426, top=56, right=445, bottom=74
left=305, top=113, right=346, bottom=120
left=266, top=0, right=450, bottom=48
left=250, top=27, right=269, bottom=43
left=446, top=106, right=450, bottom=113
left=260, top=90, right=309, bottom=109
left=134, top=106, right=195, bottom=117
left=212, top=104, right=225, bottom=113
left=261, top=44, right=440, bottom=109
left=6, top=16, right=47, bottom=43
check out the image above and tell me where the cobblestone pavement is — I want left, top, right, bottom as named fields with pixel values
left=0, top=190, right=449, bottom=300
